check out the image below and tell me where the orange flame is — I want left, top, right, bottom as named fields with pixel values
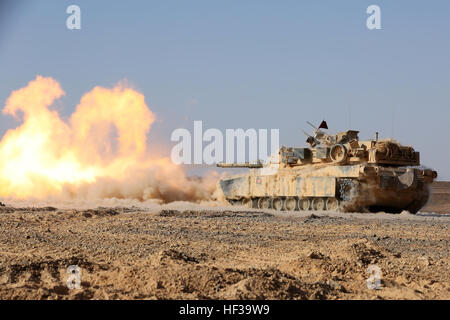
left=0, top=76, right=215, bottom=202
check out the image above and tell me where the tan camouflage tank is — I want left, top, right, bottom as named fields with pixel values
left=217, top=121, right=437, bottom=213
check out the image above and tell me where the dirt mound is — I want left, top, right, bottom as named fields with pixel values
left=303, top=214, right=343, bottom=224
left=159, top=209, right=273, bottom=218
left=220, top=269, right=307, bottom=299
left=218, top=268, right=345, bottom=300
left=350, top=241, right=386, bottom=265
left=158, top=249, right=208, bottom=264
left=78, top=207, right=121, bottom=218
left=62, top=207, right=125, bottom=218
left=0, top=206, right=57, bottom=214
left=149, top=261, right=341, bottom=300
left=0, top=255, right=108, bottom=300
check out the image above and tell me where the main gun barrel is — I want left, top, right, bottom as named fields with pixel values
left=217, top=162, right=263, bottom=168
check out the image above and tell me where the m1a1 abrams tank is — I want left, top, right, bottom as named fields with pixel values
left=217, top=121, right=437, bottom=213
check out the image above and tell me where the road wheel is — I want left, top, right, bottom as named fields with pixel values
left=299, top=198, right=311, bottom=211
left=272, top=197, right=284, bottom=211
left=242, top=198, right=253, bottom=208
left=285, top=197, right=297, bottom=211
left=326, top=197, right=339, bottom=211
left=312, top=197, right=325, bottom=211
left=258, top=197, right=270, bottom=210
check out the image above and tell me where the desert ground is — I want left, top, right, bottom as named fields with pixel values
left=0, top=182, right=448, bottom=300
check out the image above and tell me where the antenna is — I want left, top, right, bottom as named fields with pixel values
left=302, top=130, right=313, bottom=138
left=391, top=106, right=395, bottom=137
left=306, top=121, right=317, bottom=130
left=348, top=105, right=351, bottom=128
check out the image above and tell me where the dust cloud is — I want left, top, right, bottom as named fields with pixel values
left=0, top=76, right=217, bottom=205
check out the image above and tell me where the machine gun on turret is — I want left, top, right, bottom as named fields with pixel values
left=303, top=120, right=335, bottom=147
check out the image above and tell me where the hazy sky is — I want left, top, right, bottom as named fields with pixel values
left=0, top=0, right=449, bottom=179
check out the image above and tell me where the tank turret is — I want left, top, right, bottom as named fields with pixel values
left=217, top=121, right=437, bottom=213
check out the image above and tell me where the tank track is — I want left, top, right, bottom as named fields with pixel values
left=227, top=196, right=344, bottom=211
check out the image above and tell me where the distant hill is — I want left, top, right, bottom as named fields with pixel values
left=422, top=181, right=450, bottom=214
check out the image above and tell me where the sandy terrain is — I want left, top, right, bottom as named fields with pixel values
left=0, top=182, right=448, bottom=300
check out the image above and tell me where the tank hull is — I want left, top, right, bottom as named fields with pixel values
left=218, top=164, right=435, bottom=213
